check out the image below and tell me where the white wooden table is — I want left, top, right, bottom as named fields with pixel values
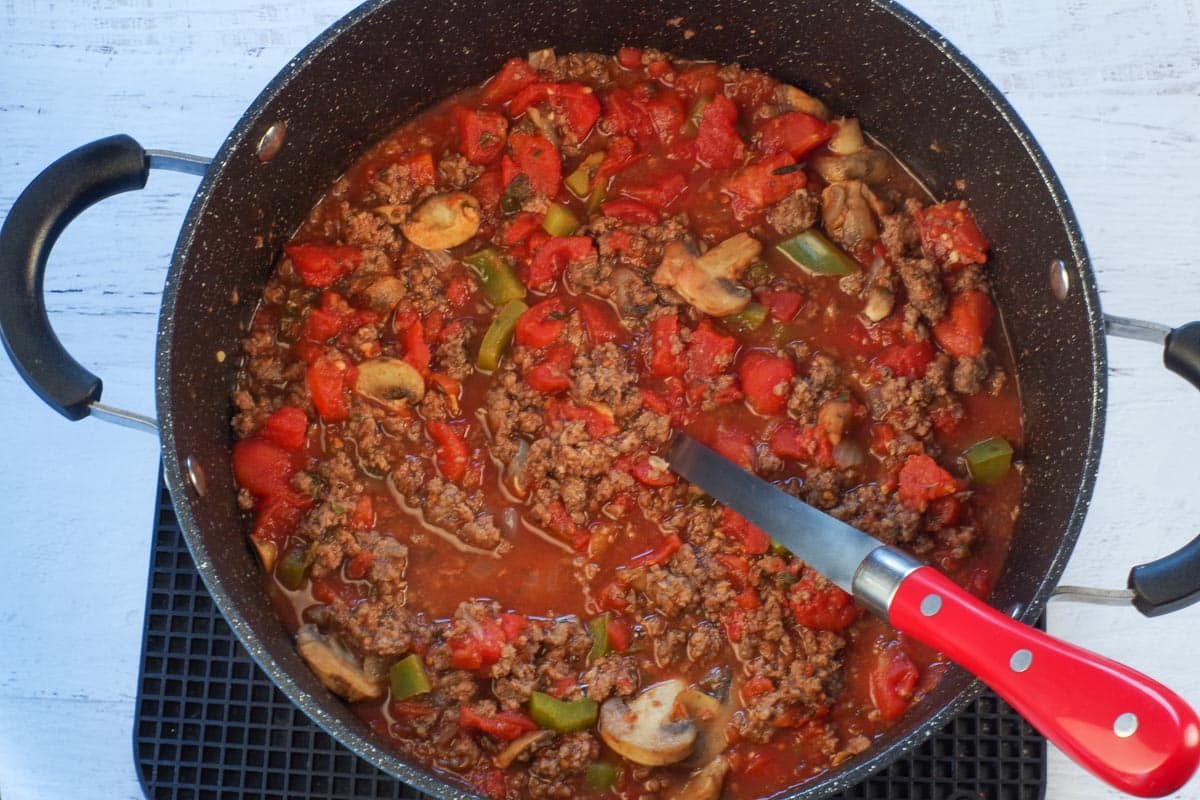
left=1, top=1, right=1198, bottom=798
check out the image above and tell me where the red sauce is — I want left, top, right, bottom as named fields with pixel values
left=234, top=49, right=1023, bottom=800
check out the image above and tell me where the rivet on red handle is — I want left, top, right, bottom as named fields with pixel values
left=889, top=567, right=1200, bottom=797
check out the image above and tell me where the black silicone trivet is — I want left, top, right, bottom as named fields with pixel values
left=135, top=474, right=1046, bottom=800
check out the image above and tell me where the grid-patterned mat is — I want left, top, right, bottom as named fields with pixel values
left=135, top=475, right=1046, bottom=800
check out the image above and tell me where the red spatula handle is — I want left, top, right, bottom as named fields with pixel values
left=890, top=567, right=1200, bottom=797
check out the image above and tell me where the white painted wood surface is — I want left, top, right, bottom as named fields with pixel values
left=1, top=1, right=1198, bottom=798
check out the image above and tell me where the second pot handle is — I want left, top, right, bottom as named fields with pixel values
left=0, top=135, right=207, bottom=430
left=1101, top=316, right=1200, bottom=616
left=0, top=135, right=149, bottom=420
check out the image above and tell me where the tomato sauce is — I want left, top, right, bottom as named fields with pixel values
left=233, top=48, right=1023, bottom=800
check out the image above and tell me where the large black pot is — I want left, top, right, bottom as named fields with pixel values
left=4, top=0, right=1200, bottom=797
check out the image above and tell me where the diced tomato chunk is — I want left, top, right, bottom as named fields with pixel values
left=758, top=289, right=804, bottom=323
left=402, top=318, right=432, bottom=377
left=616, top=47, right=643, bottom=69
left=617, top=172, right=687, bottom=212
left=709, top=424, right=754, bottom=470
left=720, top=507, right=770, bottom=555
left=630, top=454, right=676, bottom=487
left=459, top=706, right=538, bottom=741
left=725, top=153, right=805, bottom=218
left=284, top=244, right=362, bottom=288
left=232, top=438, right=297, bottom=499
left=449, top=616, right=508, bottom=671
left=686, top=321, right=738, bottom=379
left=509, top=82, right=601, bottom=140
left=481, top=57, right=538, bottom=106
left=789, top=572, right=859, bottom=632
left=754, top=112, right=834, bottom=159
left=456, top=107, right=508, bottom=165
left=470, top=164, right=504, bottom=212
left=897, top=454, right=959, bottom=512
left=251, top=493, right=308, bottom=546
left=349, top=495, right=375, bottom=531
left=739, top=350, right=795, bottom=416
left=743, top=675, right=775, bottom=700
left=606, top=616, right=633, bottom=652
left=577, top=297, right=623, bottom=344
left=507, top=132, right=562, bottom=197
left=502, top=212, right=544, bottom=246
left=628, top=533, right=683, bottom=567
left=499, top=612, right=527, bottom=641
left=306, top=355, right=353, bottom=422
left=595, top=135, right=643, bottom=179
left=769, top=423, right=835, bottom=469
left=870, top=641, right=920, bottom=721
left=544, top=499, right=590, bottom=551
left=427, top=421, right=469, bottom=483
left=674, top=63, right=724, bottom=104
left=515, top=298, right=567, bottom=349
left=694, top=94, right=745, bottom=169
left=260, top=406, right=308, bottom=451
left=545, top=398, right=618, bottom=438
left=599, top=198, right=660, bottom=224
left=933, top=290, right=995, bottom=360
left=302, top=302, right=347, bottom=343
left=913, top=200, right=989, bottom=268
left=527, top=236, right=594, bottom=291
left=872, top=340, right=935, bottom=379
left=524, top=343, right=574, bottom=394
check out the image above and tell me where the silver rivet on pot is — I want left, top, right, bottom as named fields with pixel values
left=1007, top=602, right=1023, bottom=619
left=919, top=593, right=942, bottom=616
left=185, top=455, right=208, bottom=497
left=1049, top=259, right=1070, bottom=302
left=256, top=121, right=287, bottom=163
left=1113, top=712, right=1139, bottom=738
left=1009, top=648, right=1033, bottom=673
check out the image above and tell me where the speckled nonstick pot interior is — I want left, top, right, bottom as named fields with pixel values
left=156, top=0, right=1104, bottom=796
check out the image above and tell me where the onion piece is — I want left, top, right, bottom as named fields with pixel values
left=494, top=729, right=554, bottom=769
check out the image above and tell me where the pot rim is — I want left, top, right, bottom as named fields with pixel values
left=155, top=0, right=1106, bottom=797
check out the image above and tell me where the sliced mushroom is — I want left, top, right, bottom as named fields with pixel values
left=863, top=285, right=895, bottom=322
left=827, top=117, right=865, bottom=155
left=251, top=536, right=278, bottom=572
left=822, top=181, right=880, bottom=250
left=599, top=679, right=697, bottom=766
left=775, top=84, right=829, bottom=120
left=653, top=234, right=762, bottom=317
left=361, top=276, right=407, bottom=313
left=669, top=755, right=730, bottom=800
left=401, top=191, right=481, bottom=250
left=810, top=148, right=891, bottom=184
left=494, top=729, right=554, bottom=768
left=354, top=357, right=426, bottom=411
left=296, top=625, right=383, bottom=702
left=817, top=398, right=854, bottom=446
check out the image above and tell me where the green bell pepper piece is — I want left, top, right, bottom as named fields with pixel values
left=565, top=152, right=605, bottom=198
left=542, top=203, right=580, bottom=237
left=964, top=437, right=1014, bottom=484
left=587, top=614, right=610, bottom=661
left=584, top=762, right=619, bottom=791
left=276, top=539, right=315, bottom=590
left=389, top=654, right=432, bottom=700
left=465, top=247, right=526, bottom=306
left=723, top=302, right=769, bottom=333
left=528, top=691, right=598, bottom=733
left=477, top=300, right=528, bottom=372
left=776, top=229, right=859, bottom=276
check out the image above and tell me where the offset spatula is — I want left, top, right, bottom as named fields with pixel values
left=668, top=433, right=1200, bottom=798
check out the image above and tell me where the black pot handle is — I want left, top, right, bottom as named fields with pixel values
left=1102, top=316, right=1200, bottom=616
left=0, top=135, right=149, bottom=420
